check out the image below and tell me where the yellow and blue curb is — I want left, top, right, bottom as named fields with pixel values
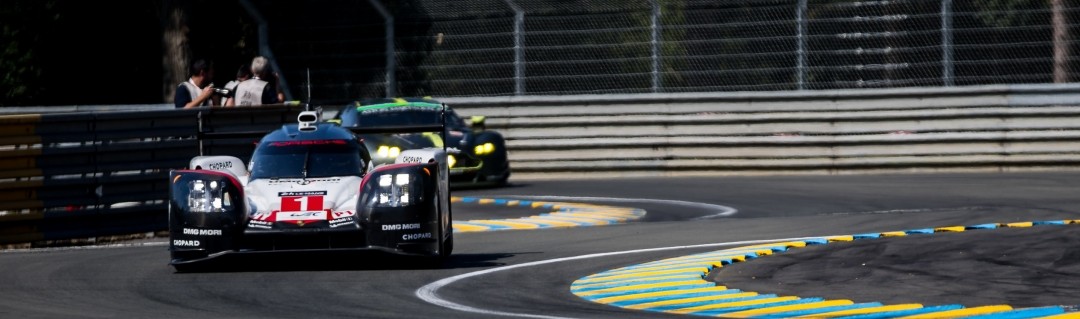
left=451, top=196, right=646, bottom=233
left=572, top=219, right=1080, bottom=318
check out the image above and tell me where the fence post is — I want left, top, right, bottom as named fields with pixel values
left=503, top=0, right=525, bottom=95
left=796, top=0, right=808, bottom=90
left=650, top=0, right=663, bottom=93
left=941, top=0, right=954, bottom=86
left=367, top=0, right=396, bottom=97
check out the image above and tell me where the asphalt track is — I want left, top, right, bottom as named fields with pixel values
left=713, top=225, right=1080, bottom=308
left=1, top=172, right=1079, bottom=318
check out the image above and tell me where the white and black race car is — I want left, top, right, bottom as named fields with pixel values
left=167, top=111, right=453, bottom=271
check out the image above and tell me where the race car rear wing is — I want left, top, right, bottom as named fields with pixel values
left=195, top=108, right=448, bottom=156
left=345, top=124, right=445, bottom=135
left=196, top=110, right=447, bottom=138
left=344, top=107, right=449, bottom=156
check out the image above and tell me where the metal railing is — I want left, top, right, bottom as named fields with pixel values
left=444, top=83, right=1080, bottom=178
left=5, top=84, right=1080, bottom=244
left=0, top=106, right=305, bottom=245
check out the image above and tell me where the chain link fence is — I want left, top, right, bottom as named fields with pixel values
left=263, top=0, right=1080, bottom=101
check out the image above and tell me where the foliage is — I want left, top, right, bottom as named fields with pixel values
left=0, top=1, right=57, bottom=106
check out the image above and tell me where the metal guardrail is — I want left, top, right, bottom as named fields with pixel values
left=0, top=104, right=173, bottom=114
left=443, top=84, right=1080, bottom=178
left=0, top=106, right=305, bottom=245
left=3, top=84, right=1080, bottom=244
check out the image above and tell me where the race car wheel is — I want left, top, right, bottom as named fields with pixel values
left=486, top=169, right=510, bottom=186
left=422, top=230, right=453, bottom=268
left=440, top=231, right=454, bottom=258
left=474, top=132, right=510, bottom=185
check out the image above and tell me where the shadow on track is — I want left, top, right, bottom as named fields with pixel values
left=452, top=181, right=529, bottom=191
left=173, top=251, right=529, bottom=273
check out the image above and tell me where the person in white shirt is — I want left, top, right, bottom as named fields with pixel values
left=228, top=56, right=279, bottom=107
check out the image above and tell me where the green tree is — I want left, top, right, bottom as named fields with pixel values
left=157, top=0, right=192, bottom=103
left=0, top=1, right=58, bottom=106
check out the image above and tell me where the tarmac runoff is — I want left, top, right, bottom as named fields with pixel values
left=571, top=220, right=1080, bottom=318
left=450, top=196, right=646, bottom=233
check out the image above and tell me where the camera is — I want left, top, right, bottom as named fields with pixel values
left=213, top=88, right=231, bottom=96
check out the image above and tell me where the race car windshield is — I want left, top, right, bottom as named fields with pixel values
left=343, top=107, right=443, bottom=128
left=249, top=140, right=364, bottom=180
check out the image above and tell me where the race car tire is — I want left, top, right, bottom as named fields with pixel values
left=420, top=229, right=453, bottom=268
left=473, top=132, right=510, bottom=185
left=486, top=169, right=510, bottom=186
left=441, top=231, right=454, bottom=258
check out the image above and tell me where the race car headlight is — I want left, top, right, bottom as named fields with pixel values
left=374, top=173, right=414, bottom=207
left=171, top=171, right=242, bottom=220
left=187, top=180, right=226, bottom=213
left=474, top=142, right=495, bottom=155
left=376, top=145, right=401, bottom=159
left=447, top=154, right=457, bottom=168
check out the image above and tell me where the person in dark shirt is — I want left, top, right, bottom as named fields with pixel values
left=174, top=59, right=216, bottom=109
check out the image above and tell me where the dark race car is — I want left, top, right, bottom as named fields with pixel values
left=337, top=98, right=510, bottom=187
left=168, top=111, right=453, bottom=271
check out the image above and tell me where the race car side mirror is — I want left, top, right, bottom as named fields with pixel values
left=470, top=116, right=486, bottom=131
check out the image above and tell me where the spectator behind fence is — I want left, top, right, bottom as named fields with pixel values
left=174, top=59, right=216, bottom=109
left=230, top=56, right=279, bottom=106
left=222, top=64, right=252, bottom=106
